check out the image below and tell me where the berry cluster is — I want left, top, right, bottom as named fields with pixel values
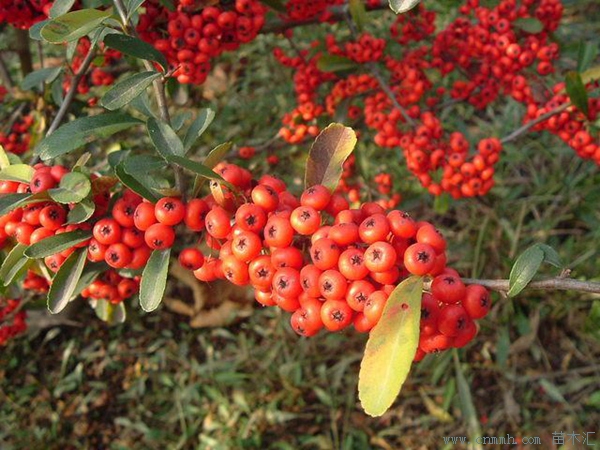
left=273, top=0, right=591, bottom=199
left=0, top=114, right=34, bottom=155
left=0, top=298, right=26, bottom=345
left=81, top=270, right=140, bottom=305
left=0, top=0, right=51, bottom=29
left=138, top=0, right=267, bottom=85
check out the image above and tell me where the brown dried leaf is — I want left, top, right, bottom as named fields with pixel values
left=189, top=300, right=252, bottom=328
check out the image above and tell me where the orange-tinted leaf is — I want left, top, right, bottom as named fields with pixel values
left=304, top=123, right=357, bottom=192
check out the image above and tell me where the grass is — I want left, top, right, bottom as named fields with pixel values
left=1, top=1, right=600, bottom=449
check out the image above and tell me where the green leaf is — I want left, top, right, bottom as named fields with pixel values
left=51, top=74, right=65, bottom=106
left=536, top=244, right=562, bottom=268
left=565, top=71, right=589, bottom=117
left=49, top=0, right=77, bottom=18
left=453, top=350, right=482, bottom=445
left=25, top=230, right=91, bottom=259
left=433, top=193, right=450, bottom=215
left=203, top=141, right=232, bottom=169
left=172, top=111, right=192, bottom=132
left=0, top=164, right=34, bottom=183
left=508, top=245, right=544, bottom=297
left=29, top=20, right=50, bottom=40
left=100, top=71, right=162, bottom=111
left=93, top=299, right=127, bottom=325
left=359, top=276, right=423, bottom=417
left=513, top=17, right=544, bottom=34
left=147, top=117, right=185, bottom=159
left=21, top=67, right=63, bottom=91
left=104, top=34, right=168, bottom=72
left=126, top=0, right=146, bottom=19
left=41, top=9, right=112, bottom=43
left=0, top=193, right=41, bottom=216
left=47, top=249, right=87, bottom=314
left=388, top=0, right=420, bottom=14
left=182, top=108, right=215, bottom=152
left=122, top=155, right=167, bottom=174
left=349, top=0, right=368, bottom=31
left=581, top=65, right=600, bottom=85
left=304, top=123, right=357, bottom=192
left=115, top=162, right=160, bottom=202
left=0, top=244, right=30, bottom=287
left=129, top=92, right=156, bottom=118
left=35, top=113, right=143, bottom=161
left=577, top=42, right=599, bottom=73
left=258, top=0, right=286, bottom=13
left=139, top=248, right=171, bottom=312
left=166, top=154, right=224, bottom=182
left=316, top=55, right=358, bottom=73
left=70, top=261, right=105, bottom=301
left=67, top=198, right=96, bottom=224
left=0, top=145, right=11, bottom=169
left=48, top=172, right=91, bottom=204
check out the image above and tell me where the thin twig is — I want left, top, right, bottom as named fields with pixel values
left=113, top=0, right=187, bottom=198
left=46, top=45, right=97, bottom=137
left=500, top=103, right=569, bottom=144
left=460, top=277, right=600, bottom=295
left=0, top=52, right=13, bottom=89
left=367, top=61, right=417, bottom=127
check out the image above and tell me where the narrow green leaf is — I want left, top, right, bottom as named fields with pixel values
left=453, top=350, right=482, bottom=445
left=41, top=9, right=112, bottom=43
left=349, top=0, right=368, bottom=31
left=139, top=249, right=171, bottom=312
left=48, top=172, right=91, bottom=204
left=259, top=0, right=286, bottom=13
left=359, top=276, right=423, bottom=417
left=67, top=198, right=96, bottom=224
left=577, top=42, right=599, bottom=73
left=21, top=67, right=63, bottom=91
left=316, top=55, right=358, bottom=73
left=172, top=112, right=192, bottom=132
left=93, top=299, right=127, bottom=324
left=305, top=123, right=357, bottom=192
left=115, top=162, right=160, bottom=202
left=25, top=230, right=91, bottom=259
left=182, top=108, right=215, bottom=152
left=0, top=193, right=34, bottom=216
left=565, top=71, right=589, bottom=117
left=388, top=0, right=420, bottom=14
left=47, top=249, right=87, bottom=314
left=126, top=0, right=146, bottom=18
left=0, top=164, right=34, bottom=183
left=147, top=117, right=185, bottom=159
left=104, top=34, right=168, bottom=72
left=536, top=243, right=562, bottom=268
left=129, top=92, right=156, bottom=118
left=203, top=141, right=232, bottom=169
left=0, top=244, right=30, bottom=286
left=513, top=17, right=544, bottom=33
left=122, top=155, right=167, bottom=174
left=35, top=113, right=143, bottom=161
left=70, top=261, right=105, bottom=301
left=191, top=142, right=232, bottom=197
left=508, top=245, right=544, bottom=297
left=100, top=71, right=162, bottom=111
left=29, top=20, right=50, bottom=40
left=49, top=0, right=77, bottom=18
left=51, top=74, right=65, bottom=106
left=166, top=154, right=224, bottom=182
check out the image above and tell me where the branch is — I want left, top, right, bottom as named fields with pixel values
left=46, top=44, right=97, bottom=137
left=113, top=0, right=187, bottom=199
left=367, top=61, right=417, bottom=127
left=500, top=102, right=569, bottom=144
left=460, top=277, right=600, bottom=295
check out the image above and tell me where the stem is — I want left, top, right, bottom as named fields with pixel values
left=113, top=0, right=187, bottom=198
left=460, top=277, right=600, bottom=295
left=46, top=45, right=97, bottom=137
left=14, top=29, right=33, bottom=76
left=367, top=61, right=417, bottom=127
left=500, top=102, right=569, bottom=144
